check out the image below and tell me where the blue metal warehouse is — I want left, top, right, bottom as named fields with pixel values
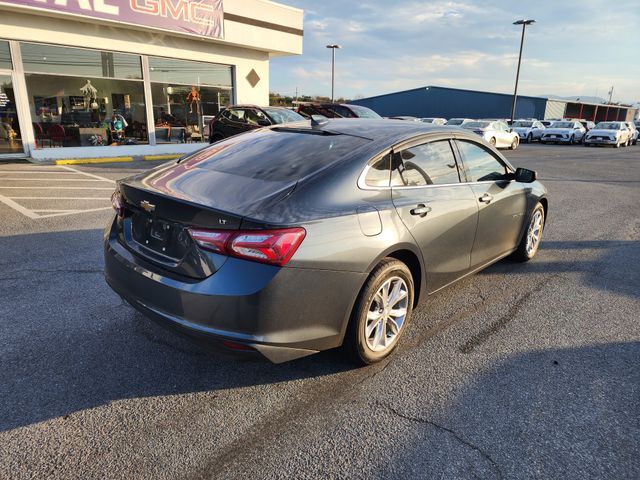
left=351, top=85, right=637, bottom=121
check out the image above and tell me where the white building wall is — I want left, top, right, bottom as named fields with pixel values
left=0, top=1, right=303, bottom=160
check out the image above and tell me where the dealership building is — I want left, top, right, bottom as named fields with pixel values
left=352, top=85, right=638, bottom=123
left=0, top=0, right=303, bottom=161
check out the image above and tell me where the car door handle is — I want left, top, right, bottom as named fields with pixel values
left=479, top=193, right=493, bottom=204
left=410, top=204, right=431, bottom=217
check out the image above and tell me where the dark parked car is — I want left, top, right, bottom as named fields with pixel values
left=106, top=119, right=548, bottom=365
left=209, top=105, right=305, bottom=142
left=295, top=102, right=381, bottom=119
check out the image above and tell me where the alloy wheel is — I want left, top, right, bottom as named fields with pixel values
left=365, top=276, right=409, bottom=352
left=526, top=210, right=543, bottom=256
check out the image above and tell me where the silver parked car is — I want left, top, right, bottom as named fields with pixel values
left=420, top=117, right=447, bottom=125
left=105, top=119, right=548, bottom=365
left=445, top=118, right=474, bottom=126
left=584, top=121, right=633, bottom=147
left=623, top=122, right=638, bottom=145
left=541, top=121, right=586, bottom=144
left=463, top=120, right=520, bottom=149
left=512, top=120, right=546, bottom=143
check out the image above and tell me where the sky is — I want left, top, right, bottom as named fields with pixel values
left=270, top=0, right=640, bottom=104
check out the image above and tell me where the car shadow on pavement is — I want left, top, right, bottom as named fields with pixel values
left=481, top=240, right=640, bottom=299
left=372, top=341, right=639, bottom=479
left=0, top=229, right=354, bottom=432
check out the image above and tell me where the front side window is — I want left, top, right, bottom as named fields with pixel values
left=394, top=140, right=460, bottom=187
left=457, top=141, right=508, bottom=182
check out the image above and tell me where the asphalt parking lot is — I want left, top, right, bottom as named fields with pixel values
left=1, top=144, right=638, bottom=479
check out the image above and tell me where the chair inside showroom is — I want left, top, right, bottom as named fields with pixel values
left=47, top=124, right=67, bottom=147
left=32, top=122, right=51, bottom=148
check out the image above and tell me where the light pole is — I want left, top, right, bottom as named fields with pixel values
left=510, top=19, right=535, bottom=122
left=326, top=44, right=341, bottom=103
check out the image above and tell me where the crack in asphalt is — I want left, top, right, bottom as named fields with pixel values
left=459, top=274, right=561, bottom=354
left=376, top=401, right=504, bottom=480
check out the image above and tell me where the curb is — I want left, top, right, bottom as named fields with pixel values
left=55, top=157, right=134, bottom=165
left=142, top=154, right=182, bottom=161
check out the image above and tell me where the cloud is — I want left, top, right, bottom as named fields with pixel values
left=272, top=0, right=640, bottom=103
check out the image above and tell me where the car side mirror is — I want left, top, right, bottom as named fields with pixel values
left=257, top=119, right=271, bottom=127
left=515, top=167, right=537, bottom=183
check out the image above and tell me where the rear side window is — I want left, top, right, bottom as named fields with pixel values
left=194, top=130, right=369, bottom=181
left=223, top=108, right=246, bottom=123
left=457, top=141, right=508, bottom=182
left=364, top=154, right=391, bottom=187
left=394, top=140, right=460, bottom=186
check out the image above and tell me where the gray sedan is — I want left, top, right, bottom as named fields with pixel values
left=105, top=119, right=548, bottom=365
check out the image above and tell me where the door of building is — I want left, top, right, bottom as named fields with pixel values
left=0, top=71, right=27, bottom=158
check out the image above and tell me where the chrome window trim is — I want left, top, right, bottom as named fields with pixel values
left=357, top=133, right=515, bottom=192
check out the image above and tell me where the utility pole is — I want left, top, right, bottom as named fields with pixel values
left=608, top=86, right=614, bottom=103
left=510, top=19, right=535, bottom=122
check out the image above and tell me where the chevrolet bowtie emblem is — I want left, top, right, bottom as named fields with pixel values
left=140, top=200, right=156, bottom=213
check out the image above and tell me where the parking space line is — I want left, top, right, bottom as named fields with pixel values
left=0, top=186, right=114, bottom=190
left=60, top=166, right=117, bottom=184
left=7, top=196, right=111, bottom=200
left=0, top=193, right=40, bottom=219
left=0, top=165, right=118, bottom=219
left=34, top=207, right=112, bottom=219
left=0, top=178, right=114, bottom=182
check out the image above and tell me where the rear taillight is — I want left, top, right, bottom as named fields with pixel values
left=111, top=190, right=124, bottom=217
left=188, top=227, right=306, bottom=266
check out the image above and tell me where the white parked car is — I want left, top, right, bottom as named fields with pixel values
left=420, top=117, right=447, bottom=125
left=511, top=120, right=546, bottom=143
left=462, top=120, right=519, bottom=149
left=623, top=122, right=638, bottom=145
left=445, top=118, right=474, bottom=126
left=540, top=121, right=586, bottom=144
left=584, top=122, right=632, bottom=148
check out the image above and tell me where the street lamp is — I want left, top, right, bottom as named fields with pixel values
left=510, top=19, right=535, bottom=122
left=326, top=44, right=341, bottom=103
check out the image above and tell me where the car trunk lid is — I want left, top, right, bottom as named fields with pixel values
left=117, top=154, right=297, bottom=279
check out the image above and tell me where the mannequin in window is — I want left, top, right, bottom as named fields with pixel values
left=186, top=86, right=200, bottom=114
left=109, top=114, right=125, bottom=144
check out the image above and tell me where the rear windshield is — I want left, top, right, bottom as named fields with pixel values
left=263, top=108, right=305, bottom=124
left=348, top=105, right=381, bottom=118
left=512, top=121, right=533, bottom=127
left=189, top=129, right=369, bottom=181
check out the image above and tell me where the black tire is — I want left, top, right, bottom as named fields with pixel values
left=345, top=258, right=414, bottom=365
left=511, top=202, right=545, bottom=262
left=489, top=137, right=497, bottom=147
left=569, top=134, right=575, bottom=145
left=510, top=138, right=519, bottom=150
left=527, top=133, right=533, bottom=143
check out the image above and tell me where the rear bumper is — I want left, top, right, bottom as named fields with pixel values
left=104, top=217, right=366, bottom=362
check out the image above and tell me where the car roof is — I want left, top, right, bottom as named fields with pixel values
left=273, top=118, right=476, bottom=145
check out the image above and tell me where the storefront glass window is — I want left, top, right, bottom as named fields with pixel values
left=0, top=41, right=11, bottom=70
left=21, top=43, right=147, bottom=148
left=0, top=75, right=22, bottom=155
left=149, top=57, right=232, bottom=143
left=21, top=43, right=142, bottom=79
